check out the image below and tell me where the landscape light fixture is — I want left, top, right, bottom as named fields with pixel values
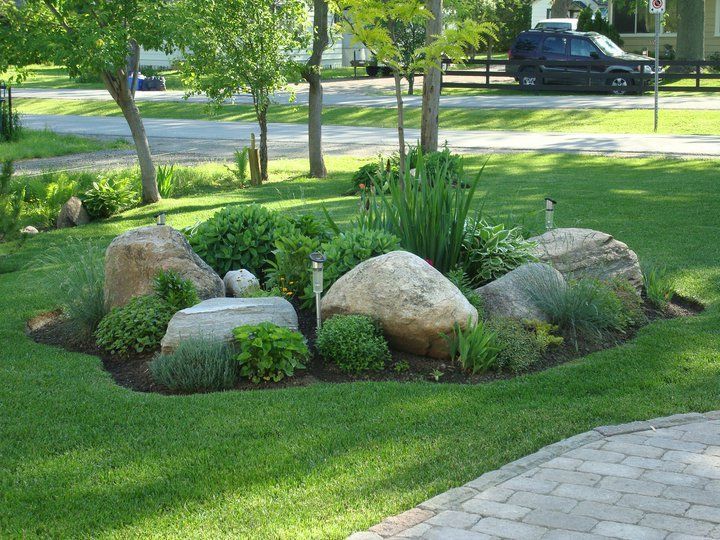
left=155, top=212, right=166, bottom=226
left=545, top=198, right=557, bottom=231
left=309, top=251, right=327, bottom=330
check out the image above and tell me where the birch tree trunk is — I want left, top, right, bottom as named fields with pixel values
left=420, top=0, right=442, bottom=153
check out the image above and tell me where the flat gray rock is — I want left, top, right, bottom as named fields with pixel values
left=160, top=297, right=298, bottom=354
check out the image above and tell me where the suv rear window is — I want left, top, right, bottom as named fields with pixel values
left=514, top=33, right=542, bottom=52
left=542, top=36, right=567, bottom=55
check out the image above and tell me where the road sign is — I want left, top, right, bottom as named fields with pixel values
left=650, top=0, right=666, bottom=14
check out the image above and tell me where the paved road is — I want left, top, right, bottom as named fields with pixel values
left=15, top=86, right=720, bottom=110
left=23, top=114, right=720, bottom=158
left=351, top=412, right=720, bottom=540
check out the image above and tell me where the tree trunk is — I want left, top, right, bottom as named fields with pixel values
left=551, top=0, right=572, bottom=18
left=302, top=0, right=329, bottom=178
left=676, top=0, right=705, bottom=61
left=393, top=72, right=406, bottom=178
left=421, top=0, right=442, bottom=153
left=258, top=107, right=269, bottom=182
left=102, top=70, right=159, bottom=204
left=407, top=74, right=415, bottom=96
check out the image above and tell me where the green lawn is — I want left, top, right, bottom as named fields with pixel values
left=1, top=153, right=719, bottom=538
left=16, top=97, right=720, bottom=136
left=0, top=129, right=128, bottom=161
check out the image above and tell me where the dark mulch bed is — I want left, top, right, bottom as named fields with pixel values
left=27, top=295, right=703, bottom=396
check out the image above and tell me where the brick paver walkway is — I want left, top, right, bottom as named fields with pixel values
left=350, top=412, right=720, bottom=540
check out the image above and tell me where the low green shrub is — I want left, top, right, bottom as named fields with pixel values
left=443, top=319, right=500, bottom=375
left=300, top=228, right=400, bottom=307
left=349, top=160, right=396, bottom=194
left=188, top=203, right=278, bottom=277
left=266, top=231, right=321, bottom=297
left=233, top=323, right=308, bottom=383
left=149, top=339, right=237, bottom=392
left=486, top=318, right=539, bottom=374
left=81, top=176, right=135, bottom=219
left=420, top=146, right=463, bottom=186
left=95, top=295, right=175, bottom=355
left=446, top=268, right=484, bottom=315
left=225, top=148, right=250, bottom=187
left=643, top=265, right=675, bottom=310
left=37, top=238, right=107, bottom=336
left=156, top=164, right=176, bottom=198
left=152, top=269, right=199, bottom=311
left=0, top=160, right=22, bottom=242
left=461, top=220, right=536, bottom=288
left=316, top=315, right=390, bottom=373
left=610, top=278, right=647, bottom=328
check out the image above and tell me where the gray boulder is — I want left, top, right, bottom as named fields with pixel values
left=321, top=250, right=477, bottom=359
left=529, top=228, right=642, bottom=290
left=104, top=225, right=224, bottom=310
left=476, top=263, right=566, bottom=322
left=223, top=269, right=260, bottom=297
left=56, top=196, right=90, bottom=229
left=161, top=297, right=298, bottom=354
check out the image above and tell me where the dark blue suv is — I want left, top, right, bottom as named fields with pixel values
left=508, top=30, right=657, bottom=94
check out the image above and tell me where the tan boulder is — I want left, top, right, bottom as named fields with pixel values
left=321, top=251, right=478, bottom=359
left=56, top=196, right=90, bottom=229
left=104, top=225, right=224, bottom=310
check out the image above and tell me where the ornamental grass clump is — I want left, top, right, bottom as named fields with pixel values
left=443, top=319, right=500, bottom=375
left=643, top=265, right=675, bottom=310
left=149, top=339, right=237, bottom=392
left=316, top=315, right=390, bottom=373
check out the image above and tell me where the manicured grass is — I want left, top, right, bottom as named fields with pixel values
left=0, top=129, right=128, bottom=161
left=1, top=153, right=720, bottom=538
left=16, top=96, right=720, bottom=136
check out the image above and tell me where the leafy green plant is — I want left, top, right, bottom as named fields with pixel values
left=486, top=317, right=544, bottom=374
left=461, top=220, right=536, bottom=288
left=524, top=319, right=564, bottom=351
left=149, top=339, right=237, bottom=392
left=429, top=369, right=444, bottom=382
left=300, top=228, right=400, bottom=307
left=348, top=159, right=396, bottom=194
left=266, top=231, right=320, bottom=298
left=156, top=164, right=176, bottom=198
left=443, top=319, right=500, bottom=375
left=315, top=315, right=390, bottom=373
left=446, top=268, right=484, bottom=315
left=36, top=238, right=107, bottom=336
left=358, top=150, right=484, bottom=274
left=225, top=148, right=250, bottom=186
left=415, top=145, right=463, bottom=187
left=393, top=360, right=410, bottom=373
left=242, top=285, right=285, bottom=298
left=527, top=273, right=628, bottom=348
left=232, top=323, right=308, bottom=383
left=0, top=160, right=22, bottom=242
left=188, top=203, right=279, bottom=277
left=643, top=265, right=675, bottom=310
left=95, top=295, right=175, bottom=355
left=81, top=176, right=135, bottom=219
left=152, top=269, right=199, bottom=311
left=610, top=278, right=647, bottom=329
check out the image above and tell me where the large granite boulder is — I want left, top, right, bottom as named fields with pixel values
left=161, top=297, right=298, bottom=354
left=321, top=251, right=478, bottom=359
left=104, top=225, right=224, bottom=310
left=56, top=196, right=90, bottom=229
left=223, top=269, right=259, bottom=297
left=476, top=263, right=565, bottom=322
left=529, top=228, right=642, bottom=290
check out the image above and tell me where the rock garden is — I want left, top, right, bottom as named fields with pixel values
left=27, top=152, right=699, bottom=395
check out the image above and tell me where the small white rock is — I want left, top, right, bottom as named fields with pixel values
left=21, top=226, right=39, bottom=235
left=223, top=269, right=260, bottom=297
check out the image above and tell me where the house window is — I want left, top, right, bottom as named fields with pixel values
left=612, top=0, right=678, bottom=35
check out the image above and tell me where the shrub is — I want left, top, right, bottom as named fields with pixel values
left=527, top=273, right=628, bottom=347
left=421, top=146, right=464, bottom=186
left=349, top=160, right=396, bottom=194
left=81, top=176, right=135, bottom=219
left=709, top=52, right=720, bottom=74
left=443, top=319, right=500, bottom=375
left=266, top=231, right=321, bottom=297
left=446, top=268, right=484, bottom=316
left=643, top=265, right=675, bottom=310
left=232, top=323, right=308, bottom=383
left=610, top=278, right=647, bottom=328
left=0, top=160, right=22, bottom=242
left=486, top=318, right=543, bottom=374
left=156, top=164, right=176, bottom=198
left=188, top=203, right=278, bottom=277
left=300, top=228, right=400, bottom=307
left=461, top=220, right=536, bottom=288
left=152, top=269, right=199, bottom=311
left=149, top=339, right=237, bottom=392
left=316, top=315, right=390, bottom=373
left=95, top=295, right=175, bottom=355
left=36, top=238, right=107, bottom=336
left=225, top=148, right=250, bottom=186
left=357, top=149, right=483, bottom=274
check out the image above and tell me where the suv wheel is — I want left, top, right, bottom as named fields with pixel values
left=519, top=69, right=539, bottom=90
left=608, top=74, right=631, bottom=95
